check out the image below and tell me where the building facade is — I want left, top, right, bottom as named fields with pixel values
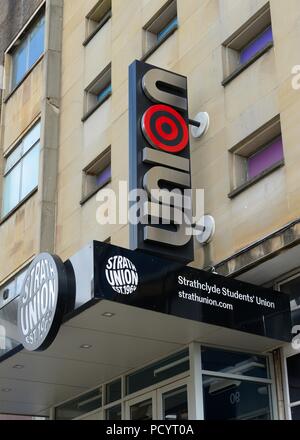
left=0, top=0, right=299, bottom=420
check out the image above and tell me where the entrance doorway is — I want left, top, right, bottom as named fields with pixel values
left=125, top=380, right=189, bottom=420
left=52, top=345, right=276, bottom=420
left=126, top=391, right=156, bottom=420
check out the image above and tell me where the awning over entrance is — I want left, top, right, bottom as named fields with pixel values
left=0, top=241, right=292, bottom=416
left=0, top=298, right=289, bottom=417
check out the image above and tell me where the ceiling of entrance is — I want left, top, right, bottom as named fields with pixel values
left=0, top=300, right=286, bottom=417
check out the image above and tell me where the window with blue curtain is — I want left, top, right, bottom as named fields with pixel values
left=2, top=122, right=41, bottom=217
left=11, top=15, right=45, bottom=89
left=157, top=17, right=178, bottom=43
left=96, top=84, right=112, bottom=103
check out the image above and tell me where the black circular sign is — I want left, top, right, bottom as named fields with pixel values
left=17, top=253, right=70, bottom=351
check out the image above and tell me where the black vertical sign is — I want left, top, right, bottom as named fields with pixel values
left=129, top=60, right=194, bottom=263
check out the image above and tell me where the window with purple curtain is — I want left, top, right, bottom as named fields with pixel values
left=96, top=164, right=111, bottom=187
left=247, top=136, right=284, bottom=180
left=240, top=26, right=273, bottom=65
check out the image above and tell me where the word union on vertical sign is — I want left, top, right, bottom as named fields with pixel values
left=129, top=60, right=194, bottom=263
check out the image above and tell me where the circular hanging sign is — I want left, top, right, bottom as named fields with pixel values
left=141, top=104, right=189, bottom=153
left=17, top=253, right=70, bottom=352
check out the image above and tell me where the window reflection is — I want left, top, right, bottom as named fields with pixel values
left=163, top=386, right=188, bottom=420
left=203, top=376, right=272, bottom=420
left=12, top=15, right=45, bottom=89
left=130, top=399, right=152, bottom=421
left=201, top=346, right=269, bottom=379
left=2, top=121, right=40, bottom=217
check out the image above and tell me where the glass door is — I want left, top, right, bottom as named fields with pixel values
left=125, top=391, right=156, bottom=420
left=157, top=380, right=189, bottom=420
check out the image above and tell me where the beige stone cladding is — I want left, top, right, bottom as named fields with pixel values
left=56, top=0, right=300, bottom=269
left=2, top=0, right=300, bottom=283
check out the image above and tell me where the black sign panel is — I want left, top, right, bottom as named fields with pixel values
left=129, top=60, right=194, bottom=263
left=94, top=241, right=291, bottom=342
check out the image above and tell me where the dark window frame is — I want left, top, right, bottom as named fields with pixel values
left=9, top=12, right=46, bottom=92
left=82, top=64, right=112, bottom=122
left=80, top=147, right=112, bottom=206
left=83, top=8, right=112, bottom=47
left=1, top=121, right=41, bottom=219
left=228, top=117, right=284, bottom=198
left=222, top=3, right=272, bottom=86
left=141, top=0, right=178, bottom=61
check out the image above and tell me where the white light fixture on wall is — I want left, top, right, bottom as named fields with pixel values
left=195, top=215, right=216, bottom=245
left=190, top=112, right=210, bottom=139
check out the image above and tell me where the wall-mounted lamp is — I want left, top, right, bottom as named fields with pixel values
left=194, top=215, right=216, bottom=245
left=189, top=112, right=210, bottom=139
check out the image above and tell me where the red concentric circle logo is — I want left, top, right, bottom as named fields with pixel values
left=141, top=104, right=189, bottom=153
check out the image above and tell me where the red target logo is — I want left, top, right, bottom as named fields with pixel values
left=141, top=104, right=189, bottom=153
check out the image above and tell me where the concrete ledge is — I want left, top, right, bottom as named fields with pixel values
left=215, top=219, right=300, bottom=277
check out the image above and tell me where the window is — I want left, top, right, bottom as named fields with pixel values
left=96, top=83, right=112, bottom=103
left=126, top=349, right=189, bottom=395
left=277, top=273, right=300, bottom=327
left=143, top=0, right=178, bottom=59
left=228, top=116, right=284, bottom=198
left=157, top=17, right=178, bottom=43
left=0, top=267, right=27, bottom=359
left=51, top=345, right=275, bottom=420
left=106, top=379, right=122, bottom=405
left=53, top=348, right=189, bottom=420
left=203, top=376, right=272, bottom=420
left=201, top=347, right=270, bottom=379
left=2, top=121, right=41, bottom=217
left=201, top=347, right=273, bottom=420
left=247, top=136, right=283, bottom=180
left=286, top=354, right=300, bottom=420
left=162, top=386, right=188, bottom=420
left=11, top=14, right=45, bottom=90
left=278, top=276, right=300, bottom=420
left=0, top=268, right=27, bottom=309
left=222, top=4, right=273, bottom=85
left=239, top=26, right=273, bottom=65
left=84, top=0, right=112, bottom=45
left=83, top=64, right=111, bottom=121
left=106, top=405, right=122, bottom=420
left=81, top=147, right=111, bottom=204
left=55, top=388, right=102, bottom=420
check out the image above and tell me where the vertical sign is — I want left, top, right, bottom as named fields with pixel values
left=129, top=60, right=194, bottom=263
